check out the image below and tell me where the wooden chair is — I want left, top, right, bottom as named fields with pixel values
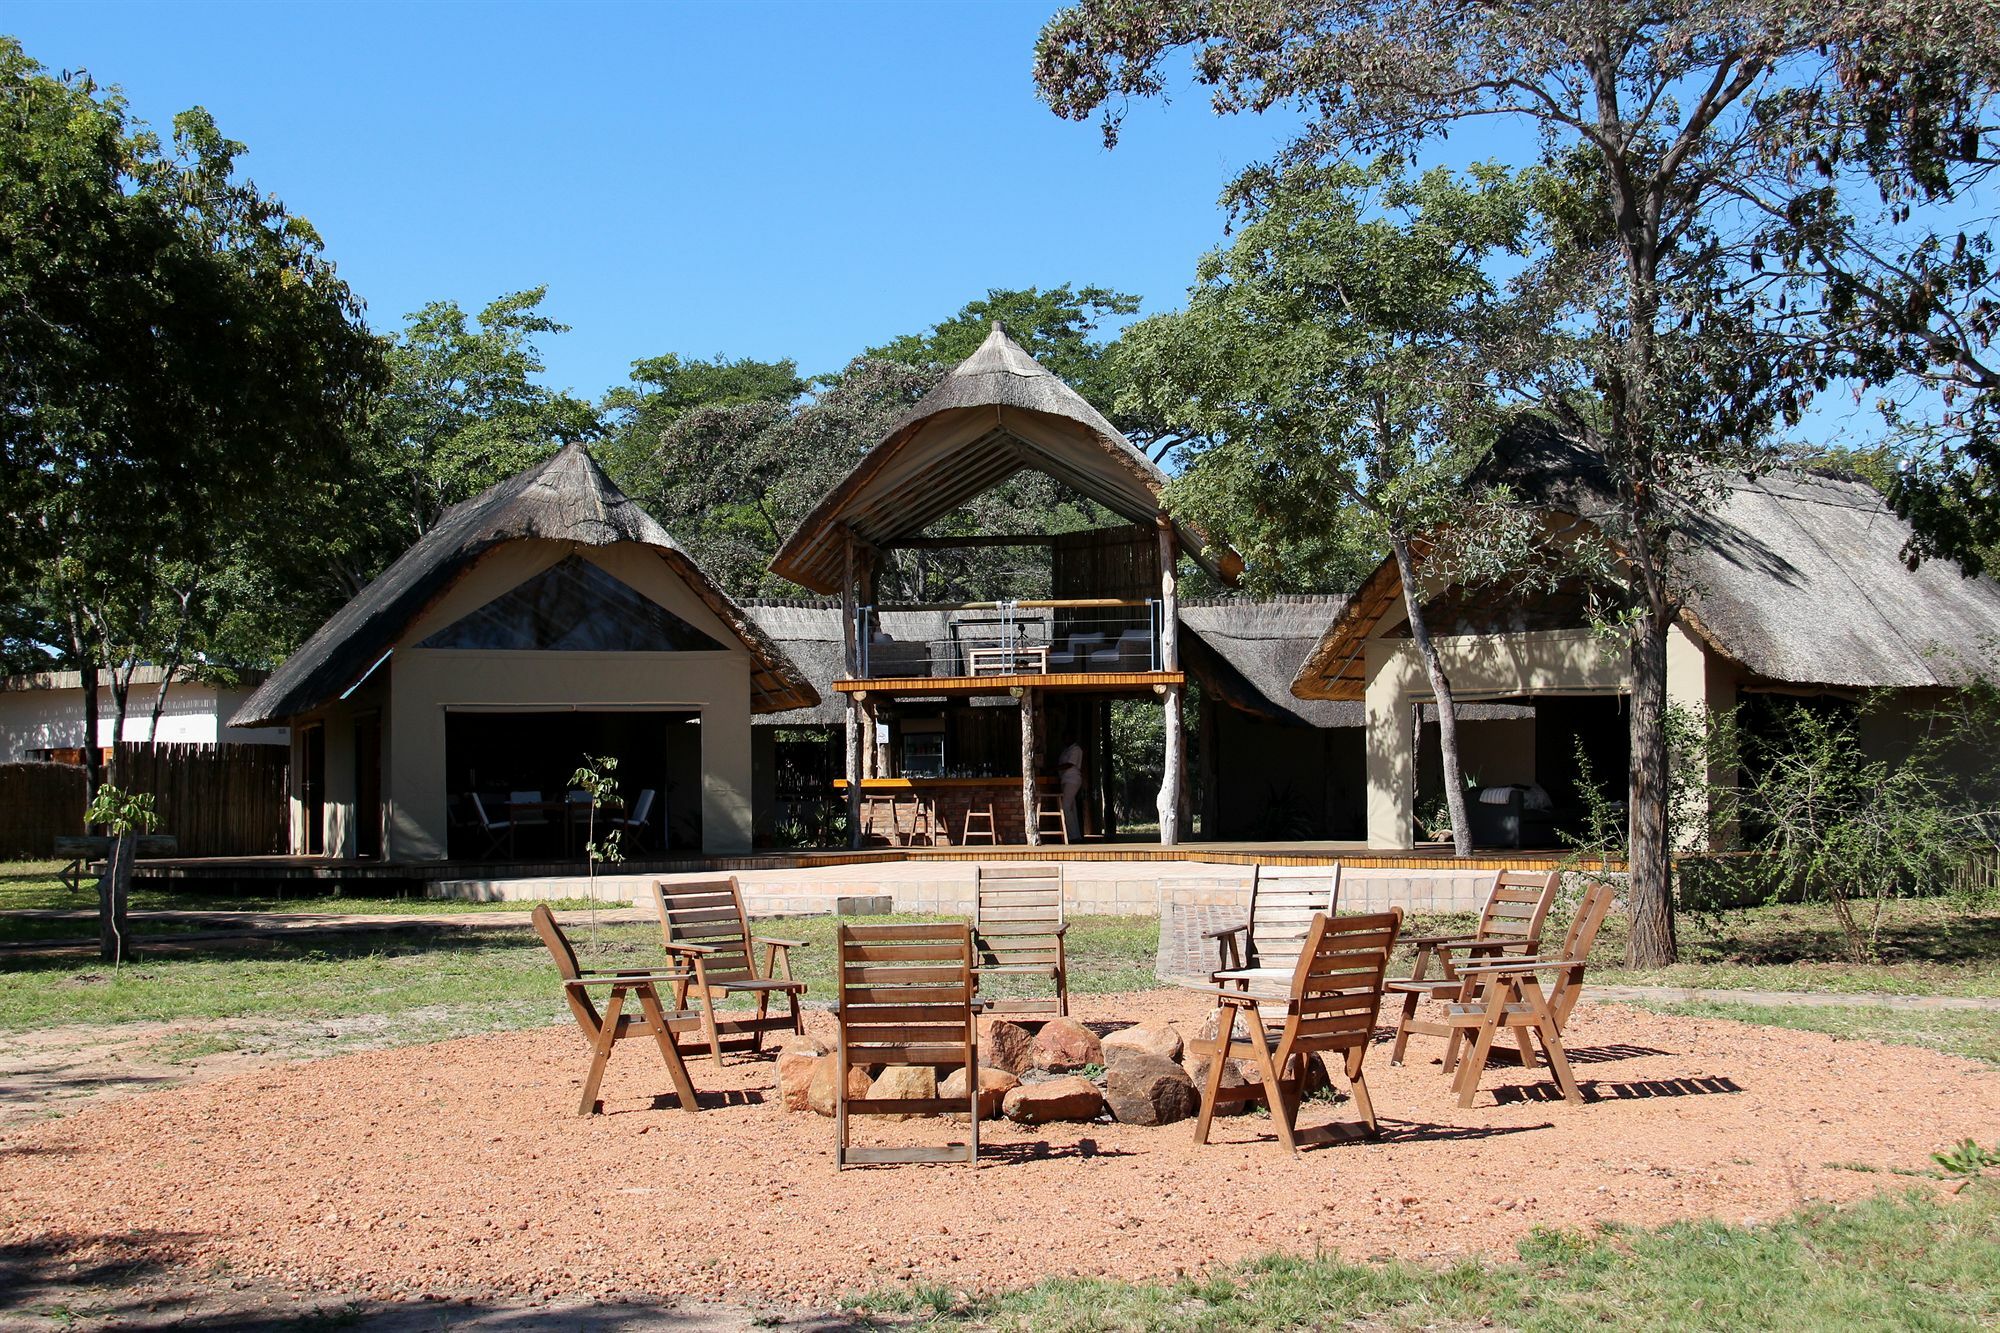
left=532, top=904, right=701, bottom=1116
left=960, top=801, right=998, bottom=844
left=469, top=793, right=513, bottom=859
left=1388, top=868, right=1561, bottom=1065
left=1208, top=863, right=1344, bottom=996
left=1035, top=793, right=1070, bottom=843
left=1440, top=881, right=1617, bottom=1108
left=834, top=921, right=980, bottom=1168
left=651, top=877, right=807, bottom=1067
left=972, top=863, right=1067, bottom=1017
left=1190, top=908, right=1402, bottom=1156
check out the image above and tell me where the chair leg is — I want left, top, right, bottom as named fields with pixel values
left=1244, top=1019, right=1296, bottom=1157
left=579, top=989, right=625, bottom=1116
left=636, top=986, right=700, bottom=1112
left=1346, top=1048, right=1378, bottom=1135
left=1389, top=990, right=1420, bottom=1065
left=1454, top=987, right=1510, bottom=1109
left=752, top=989, right=771, bottom=1053
left=1512, top=1023, right=1539, bottom=1070
left=699, top=993, right=726, bottom=1068
left=1193, top=1006, right=1236, bottom=1146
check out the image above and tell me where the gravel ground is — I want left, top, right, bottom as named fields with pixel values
left=3, top=991, right=1995, bottom=1312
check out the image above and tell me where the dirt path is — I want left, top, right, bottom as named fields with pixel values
left=4, top=992, right=1996, bottom=1317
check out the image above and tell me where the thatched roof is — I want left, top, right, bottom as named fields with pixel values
left=1293, top=425, right=2000, bottom=699
left=769, top=324, right=1236, bottom=594
left=1181, top=598, right=1532, bottom=726
left=231, top=444, right=819, bottom=727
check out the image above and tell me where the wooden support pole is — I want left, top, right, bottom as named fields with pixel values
left=1156, top=518, right=1182, bottom=847
left=843, top=530, right=863, bottom=847
left=1021, top=687, right=1040, bottom=847
left=1099, top=699, right=1116, bottom=839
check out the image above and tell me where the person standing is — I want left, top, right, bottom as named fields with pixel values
left=1057, top=736, right=1085, bottom=841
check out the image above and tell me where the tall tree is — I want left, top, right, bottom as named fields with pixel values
left=0, top=39, right=382, bottom=795
left=1121, top=158, right=1536, bottom=854
left=1032, top=0, right=1960, bottom=964
left=597, top=352, right=807, bottom=498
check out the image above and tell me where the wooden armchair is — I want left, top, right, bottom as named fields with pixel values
left=1388, top=868, right=1559, bottom=1065
left=1208, top=863, right=1344, bottom=995
left=834, top=921, right=980, bottom=1168
left=972, top=863, right=1068, bottom=1017
left=1189, top=908, right=1402, bottom=1156
left=1441, top=881, right=1617, bottom=1107
left=532, top=904, right=701, bottom=1116
left=651, top=877, right=807, bottom=1067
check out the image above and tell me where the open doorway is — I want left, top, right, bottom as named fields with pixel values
left=354, top=713, right=383, bottom=859
left=300, top=724, right=326, bottom=856
left=443, top=709, right=699, bottom=859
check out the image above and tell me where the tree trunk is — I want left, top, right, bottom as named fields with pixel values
left=1626, top=608, right=1678, bottom=966
left=1388, top=534, right=1473, bottom=856
left=98, top=830, right=134, bottom=963
left=78, top=656, right=104, bottom=800
left=1022, top=688, right=1041, bottom=847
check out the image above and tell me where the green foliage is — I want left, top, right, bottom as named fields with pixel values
left=0, top=36, right=384, bottom=714
left=1120, top=157, right=1533, bottom=596
left=597, top=352, right=807, bottom=496
left=1731, top=695, right=2000, bottom=962
left=82, top=786, right=160, bottom=837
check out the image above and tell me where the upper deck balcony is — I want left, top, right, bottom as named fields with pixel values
left=841, top=598, right=1169, bottom=690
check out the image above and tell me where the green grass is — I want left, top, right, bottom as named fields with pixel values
left=857, top=1182, right=2000, bottom=1331
left=0, top=912, right=1161, bottom=1046
left=1628, top=999, right=2000, bottom=1065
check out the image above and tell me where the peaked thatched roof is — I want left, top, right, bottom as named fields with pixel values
left=231, top=445, right=819, bottom=727
left=1182, top=598, right=1530, bottom=726
left=1293, top=425, right=2000, bottom=699
left=769, top=324, right=1236, bottom=594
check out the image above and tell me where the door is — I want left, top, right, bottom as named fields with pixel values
left=354, top=713, right=383, bottom=859
left=301, top=724, right=326, bottom=856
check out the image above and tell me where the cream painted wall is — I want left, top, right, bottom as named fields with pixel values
left=383, top=540, right=757, bottom=859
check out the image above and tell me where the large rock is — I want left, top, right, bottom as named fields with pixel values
left=1031, top=1017, right=1103, bottom=1072
left=940, top=1066, right=1019, bottom=1119
left=806, top=1058, right=874, bottom=1118
left=775, top=1037, right=830, bottom=1113
left=1101, top=1022, right=1183, bottom=1067
left=866, top=1064, right=938, bottom=1121
left=1181, top=1052, right=1253, bottom=1115
left=1001, top=1076, right=1105, bottom=1125
left=1106, top=1053, right=1200, bottom=1126
left=984, top=1019, right=1036, bottom=1075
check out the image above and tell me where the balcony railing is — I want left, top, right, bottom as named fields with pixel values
left=855, top=599, right=1162, bottom=680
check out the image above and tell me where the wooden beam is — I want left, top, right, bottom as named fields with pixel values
left=882, top=534, right=1060, bottom=550
left=1156, top=518, right=1182, bottom=847
left=1021, top=687, right=1040, bottom=847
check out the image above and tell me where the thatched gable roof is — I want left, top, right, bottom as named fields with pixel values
left=1181, top=598, right=1531, bottom=726
left=769, top=325, right=1236, bottom=594
left=231, top=444, right=819, bottom=727
left=1293, top=426, right=2000, bottom=699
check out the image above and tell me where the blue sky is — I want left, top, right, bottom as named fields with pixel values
left=5, top=0, right=1352, bottom=394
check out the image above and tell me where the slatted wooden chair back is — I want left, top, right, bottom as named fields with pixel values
left=835, top=921, right=979, bottom=1167
left=1278, top=907, right=1401, bottom=1063
left=1245, top=863, right=1344, bottom=974
left=972, top=863, right=1068, bottom=1017
left=533, top=903, right=602, bottom=1039
left=1472, top=868, right=1561, bottom=951
left=655, top=876, right=756, bottom=986
left=1546, top=881, right=1617, bottom=1025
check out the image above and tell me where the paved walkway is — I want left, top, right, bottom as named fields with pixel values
left=0, top=906, right=654, bottom=955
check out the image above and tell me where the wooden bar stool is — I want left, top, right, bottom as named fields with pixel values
left=960, top=801, right=998, bottom=845
left=859, top=792, right=902, bottom=846
left=895, top=793, right=937, bottom=847
left=1035, top=794, right=1070, bottom=844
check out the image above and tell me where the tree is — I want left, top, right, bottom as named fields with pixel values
left=636, top=358, right=942, bottom=596
left=0, top=39, right=383, bottom=795
left=597, top=352, right=807, bottom=497
left=1032, top=0, right=1939, bottom=965
left=1119, top=158, right=1537, bottom=854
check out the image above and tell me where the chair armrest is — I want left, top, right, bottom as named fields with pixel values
left=1401, top=931, right=1473, bottom=946
left=1051, top=924, right=1070, bottom=936
left=1452, top=957, right=1580, bottom=976
left=1202, top=923, right=1249, bottom=941
left=660, top=942, right=717, bottom=956
left=564, top=973, right=683, bottom=988
left=753, top=936, right=809, bottom=949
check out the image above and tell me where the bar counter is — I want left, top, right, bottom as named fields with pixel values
left=834, top=776, right=1059, bottom=844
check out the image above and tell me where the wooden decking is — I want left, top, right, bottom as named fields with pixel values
left=129, top=841, right=1604, bottom=889
left=833, top=670, right=1183, bottom=695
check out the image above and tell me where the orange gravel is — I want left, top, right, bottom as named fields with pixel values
left=4, top=992, right=1995, bottom=1307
